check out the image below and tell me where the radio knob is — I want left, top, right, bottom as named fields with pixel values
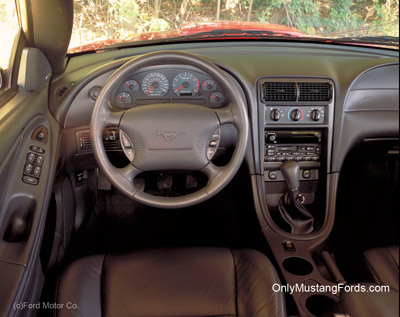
left=266, top=133, right=276, bottom=142
left=290, top=109, right=302, bottom=121
left=310, top=109, right=322, bottom=121
left=270, top=109, right=281, bottom=121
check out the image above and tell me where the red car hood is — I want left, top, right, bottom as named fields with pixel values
left=68, top=21, right=304, bottom=53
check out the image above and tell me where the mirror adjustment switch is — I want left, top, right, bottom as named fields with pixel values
left=32, top=126, right=48, bottom=144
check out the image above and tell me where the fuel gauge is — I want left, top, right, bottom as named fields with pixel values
left=116, top=91, right=132, bottom=104
left=210, top=92, right=225, bottom=103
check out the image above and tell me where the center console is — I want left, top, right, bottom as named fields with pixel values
left=255, top=78, right=338, bottom=316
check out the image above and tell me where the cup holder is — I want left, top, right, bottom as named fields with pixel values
left=305, top=294, right=338, bottom=316
left=283, top=257, right=313, bottom=276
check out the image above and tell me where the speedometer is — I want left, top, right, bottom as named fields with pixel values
left=172, top=72, right=200, bottom=96
left=142, top=72, right=169, bottom=96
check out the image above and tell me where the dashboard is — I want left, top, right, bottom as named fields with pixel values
left=109, top=65, right=227, bottom=109
left=49, top=41, right=398, bottom=177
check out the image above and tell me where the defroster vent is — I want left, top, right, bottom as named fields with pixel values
left=298, top=82, right=332, bottom=101
left=263, top=82, right=297, bottom=101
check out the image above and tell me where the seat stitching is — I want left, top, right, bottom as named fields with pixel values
left=229, top=249, right=239, bottom=317
left=270, top=258, right=283, bottom=317
left=384, top=246, right=399, bottom=269
left=363, top=253, right=384, bottom=285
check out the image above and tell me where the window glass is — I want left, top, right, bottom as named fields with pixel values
left=69, top=0, right=399, bottom=53
left=0, top=0, right=19, bottom=69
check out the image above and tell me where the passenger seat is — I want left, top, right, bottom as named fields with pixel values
left=364, top=245, right=399, bottom=290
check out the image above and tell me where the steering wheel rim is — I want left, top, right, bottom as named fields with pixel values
left=91, top=51, right=248, bottom=209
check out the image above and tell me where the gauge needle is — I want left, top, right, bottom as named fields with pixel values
left=146, top=86, right=154, bottom=94
left=175, top=85, right=184, bottom=92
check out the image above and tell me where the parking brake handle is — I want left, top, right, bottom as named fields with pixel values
left=279, top=161, right=314, bottom=234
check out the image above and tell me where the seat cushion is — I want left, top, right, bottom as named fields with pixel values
left=56, top=247, right=286, bottom=317
left=364, top=245, right=399, bottom=291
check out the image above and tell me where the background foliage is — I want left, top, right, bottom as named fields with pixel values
left=69, top=0, right=399, bottom=49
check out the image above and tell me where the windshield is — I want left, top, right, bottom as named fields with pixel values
left=68, top=0, right=399, bottom=53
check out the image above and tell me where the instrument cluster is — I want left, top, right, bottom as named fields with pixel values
left=111, top=66, right=227, bottom=108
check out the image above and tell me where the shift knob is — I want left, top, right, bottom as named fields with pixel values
left=280, top=161, right=300, bottom=190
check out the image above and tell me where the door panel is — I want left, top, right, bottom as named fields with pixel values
left=0, top=84, right=60, bottom=316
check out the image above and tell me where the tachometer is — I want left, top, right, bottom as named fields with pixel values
left=172, top=72, right=200, bottom=96
left=142, top=72, right=169, bottom=96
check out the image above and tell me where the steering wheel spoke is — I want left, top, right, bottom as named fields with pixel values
left=117, top=163, right=142, bottom=183
left=200, top=162, right=223, bottom=179
left=214, top=106, right=235, bottom=126
left=105, top=109, right=125, bottom=127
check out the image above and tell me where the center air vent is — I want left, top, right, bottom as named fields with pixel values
left=298, top=82, right=332, bottom=101
left=78, top=129, right=119, bottom=152
left=263, top=82, right=297, bottom=101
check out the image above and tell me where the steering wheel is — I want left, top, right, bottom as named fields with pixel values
left=91, top=51, right=249, bottom=209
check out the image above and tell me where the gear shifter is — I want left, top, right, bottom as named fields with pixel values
left=279, top=161, right=314, bottom=234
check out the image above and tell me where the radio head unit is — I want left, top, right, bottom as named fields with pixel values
left=265, top=131, right=322, bottom=162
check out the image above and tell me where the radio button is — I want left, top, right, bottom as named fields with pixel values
left=312, top=156, right=320, bottom=161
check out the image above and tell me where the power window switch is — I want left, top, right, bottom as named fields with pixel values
left=24, top=163, right=33, bottom=174
left=33, top=166, right=41, bottom=177
left=27, top=152, right=36, bottom=163
left=35, top=155, right=44, bottom=166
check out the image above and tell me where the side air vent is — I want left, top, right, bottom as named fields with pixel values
left=55, top=83, right=73, bottom=99
left=80, top=132, right=92, bottom=151
left=298, top=82, right=332, bottom=101
left=263, top=82, right=297, bottom=101
left=78, top=129, right=119, bottom=152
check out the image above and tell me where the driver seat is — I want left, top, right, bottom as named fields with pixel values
left=56, top=247, right=286, bottom=316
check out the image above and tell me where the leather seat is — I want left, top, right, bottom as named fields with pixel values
left=364, top=245, right=399, bottom=291
left=56, top=247, right=286, bottom=316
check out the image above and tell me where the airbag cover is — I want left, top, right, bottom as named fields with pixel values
left=120, top=104, right=220, bottom=171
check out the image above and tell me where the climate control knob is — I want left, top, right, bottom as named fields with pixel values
left=290, top=109, right=302, bottom=121
left=270, top=109, right=281, bottom=121
left=310, top=109, right=322, bottom=121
